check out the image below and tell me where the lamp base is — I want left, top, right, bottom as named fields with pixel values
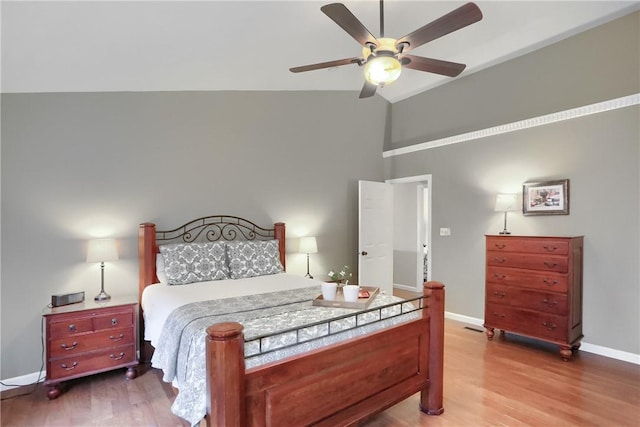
left=305, top=273, right=314, bottom=279
left=94, top=290, right=111, bottom=301
left=499, top=231, right=512, bottom=235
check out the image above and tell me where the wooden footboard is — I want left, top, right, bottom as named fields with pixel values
left=205, top=281, right=445, bottom=426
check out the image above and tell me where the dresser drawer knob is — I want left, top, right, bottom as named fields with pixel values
left=494, top=257, right=507, bottom=264
left=492, top=312, right=506, bottom=318
left=493, top=273, right=507, bottom=280
left=493, top=291, right=507, bottom=298
left=542, top=321, right=557, bottom=330
left=109, top=352, right=125, bottom=361
left=109, top=333, right=125, bottom=341
left=494, top=243, right=507, bottom=249
left=543, top=261, right=558, bottom=268
left=60, top=342, right=78, bottom=351
left=111, top=318, right=119, bottom=326
left=68, top=324, right=76, bottom=332
left=542, top=299, right=557, bottom=307
left=543, top=245, right=558, bottom=252
left=543, top=278, right=558, bottom=286
left=61, top=362, right=78, bottom=371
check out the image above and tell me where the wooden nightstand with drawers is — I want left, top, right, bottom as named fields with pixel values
left=43, top=297, right=139, bottom=399
left=484, top=235, right=584, bottom=361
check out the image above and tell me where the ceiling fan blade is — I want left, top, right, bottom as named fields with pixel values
left=321, top=3, right=378, bottom=47
left=359, top=81, right=377, bottom=99
left=290, top=57, right=362, bottom=73
left=396, top=2, right=482, bottom=52
left=401, top=55, right=466, bottom=77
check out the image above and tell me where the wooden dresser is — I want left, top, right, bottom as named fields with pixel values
left=43, top=297, right=138, bottom=399
left=484, top=235, right=584, bottom=361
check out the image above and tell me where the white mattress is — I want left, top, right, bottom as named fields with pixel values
left=141, top=273, right=327, bottom=346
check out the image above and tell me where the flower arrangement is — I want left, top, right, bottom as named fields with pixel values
left=328, top=265, right=352, bottom=285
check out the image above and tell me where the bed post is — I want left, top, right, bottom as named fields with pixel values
left=274, top=222, right=286, bottom=270
left=138, top=222, right=157, bottom=362
left=420, top=280, right=445, bottom=415
left=206, top=322, right=246, bottom=427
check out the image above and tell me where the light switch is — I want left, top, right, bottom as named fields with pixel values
left=439, top=227, right=451, bottom=236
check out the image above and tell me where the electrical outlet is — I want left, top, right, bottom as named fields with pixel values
left=439, top=227, right=451, bottom=236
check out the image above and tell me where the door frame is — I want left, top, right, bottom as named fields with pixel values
left=386, top=174, right=432, bottom=292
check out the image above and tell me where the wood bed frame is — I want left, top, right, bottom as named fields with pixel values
left=138, top=216, right=445, bottom=426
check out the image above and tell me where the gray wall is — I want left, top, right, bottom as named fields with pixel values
left=1, top=91, right=388, bottom=379
left=385, top=12, right=640, bottom=354
left=2, top=11, right=638, bottom=380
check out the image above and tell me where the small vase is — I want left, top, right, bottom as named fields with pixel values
left=342, top=285, right=359, bottom=303
left=321, top=282, right=338, bottom=301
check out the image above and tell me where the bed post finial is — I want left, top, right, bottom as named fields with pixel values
left=206, top=322, right=246, bottom=427
left=421, top=280, right=445, bottom=415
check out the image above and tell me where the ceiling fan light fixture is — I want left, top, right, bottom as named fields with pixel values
left=363, top=54, right=402, bottom=87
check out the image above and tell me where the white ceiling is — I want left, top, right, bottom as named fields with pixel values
left=2, top=1, right=638, bottom=103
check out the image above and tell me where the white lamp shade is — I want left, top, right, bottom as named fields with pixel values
left=299, top=236, right=318, bottom=254
left=494, top=194, right=519, bottom=212
left=87, top=238, right=118, bottom=263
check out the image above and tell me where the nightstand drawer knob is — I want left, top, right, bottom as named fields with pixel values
left=68, top=324, right=76, bottom=332
left=543, top=261, right=558, bottom=268
left=493, top=291, right=506, bottom=298
left=543, top=278, right=558, bottom=286
left=494, top=257, right=507, bottom=264
left=542, top=299, right=557, bottom=307
left=61, top=342, right=78, bottom=351
left=111, top=318, right=119, bottom=326
left=492, top=312, right=506, bottom=318
left=61, top=362, right=78, bottom=371
left=542, top=321, right=557, bottom=330
left=109, top=333, right=125, bottom=341
left=543, top=245, right=558, bottom=252
left=110, top=352, right=125, bottom=361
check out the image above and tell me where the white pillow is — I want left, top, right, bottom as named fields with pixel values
left=156, top=253, right=168, bottom=284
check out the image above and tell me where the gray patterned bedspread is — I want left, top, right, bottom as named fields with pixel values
left=151, top=285, right=419, bottom=425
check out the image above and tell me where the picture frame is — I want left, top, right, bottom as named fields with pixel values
left=522, top=179, right=569, bottom=216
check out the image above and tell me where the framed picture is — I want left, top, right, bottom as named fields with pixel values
left=522, top=179, right=569, bottom=216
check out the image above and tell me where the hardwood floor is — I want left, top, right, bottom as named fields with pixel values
left=2, top=319, right=639, bottom=426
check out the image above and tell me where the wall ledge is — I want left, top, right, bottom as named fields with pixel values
left=384, top=93, right=640, bottom=158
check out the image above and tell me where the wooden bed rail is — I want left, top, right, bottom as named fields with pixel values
left=205, top=281, right=446, bottom=426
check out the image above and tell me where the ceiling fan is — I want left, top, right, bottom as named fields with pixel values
left=290, top=1, right=483, bottom=99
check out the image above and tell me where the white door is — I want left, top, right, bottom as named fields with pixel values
left=358, top=180, right=394, bottom=294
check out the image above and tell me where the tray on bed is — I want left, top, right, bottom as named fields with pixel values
left=312, top=286, right=379, bottom=309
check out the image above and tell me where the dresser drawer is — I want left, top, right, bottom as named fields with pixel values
left=94, top=310, right=134, bottom=331
left=48, top=318, right=94, bottom=339
left=48, top=344, right=136, bottom=380
left=49, top=327, right=135, bottom=358
left=487, top=251, right=568, bottom=273
left=487, top=238, right=569, bottom=255
left=486, top=284, right=568, bottom=315
left=485, top=304, right=567, bottom=341
left=487, top=266, right=568, bottom=292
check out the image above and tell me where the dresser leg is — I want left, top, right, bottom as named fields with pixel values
left=125, top=366, right=138, bottom=380
left=485, top=327, right=495, bottom=341
left=46, top=383, right=62, bottom=400
left=559, top=345, right=573, bottom=361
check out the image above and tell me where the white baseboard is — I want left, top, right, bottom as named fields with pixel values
left=1, top=371, right=45, bottom=392
left=3, top=313, right=638, bottom=390
left=445, top=311, right=640, bottom=365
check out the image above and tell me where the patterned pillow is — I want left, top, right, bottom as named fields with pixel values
left=226, top=240, right=284, bottom=279
left=159, top=242, right=229, bottom=285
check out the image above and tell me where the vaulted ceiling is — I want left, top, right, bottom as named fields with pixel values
left=2, top=1, right=638, bottom=103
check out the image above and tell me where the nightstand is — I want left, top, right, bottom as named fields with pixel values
left=43, top=296, right=139, bottom=399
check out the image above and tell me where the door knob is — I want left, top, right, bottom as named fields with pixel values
left=360, top=251, right=368, bottom=256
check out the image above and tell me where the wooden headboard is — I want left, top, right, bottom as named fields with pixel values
left=138, top=215, right=286, bottom=300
